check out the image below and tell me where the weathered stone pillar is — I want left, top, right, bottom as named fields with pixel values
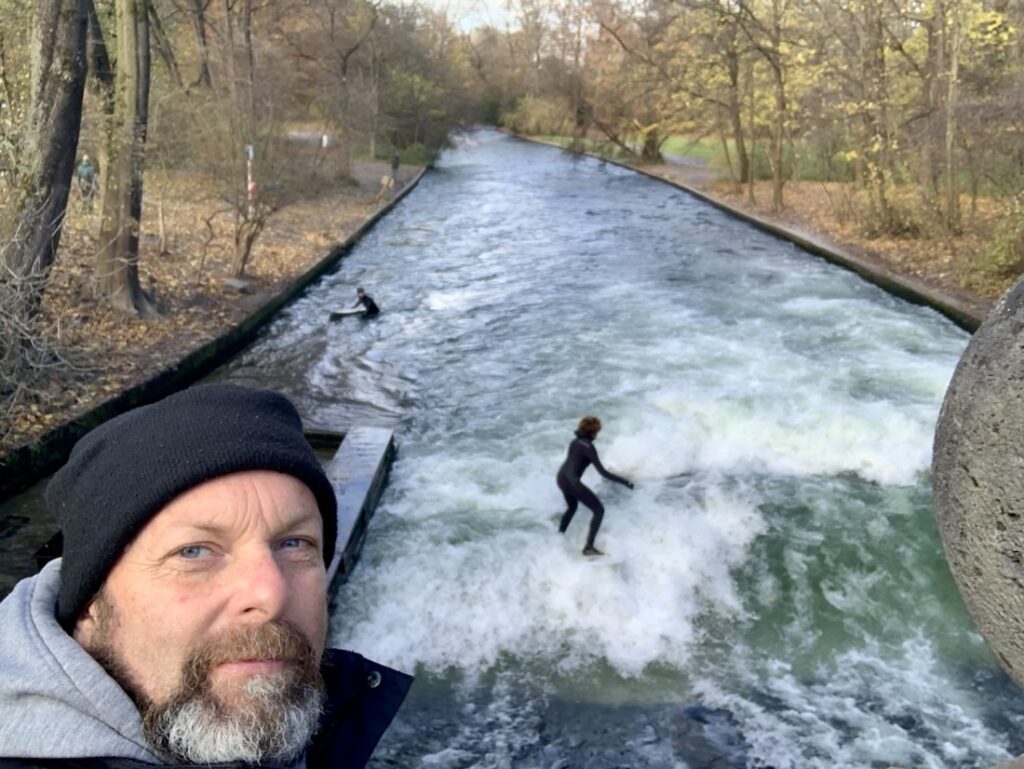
left=933, top=275, right=1024, bottom=689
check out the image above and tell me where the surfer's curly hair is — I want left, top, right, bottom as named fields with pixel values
left=577, top=415, right=602, bottom=439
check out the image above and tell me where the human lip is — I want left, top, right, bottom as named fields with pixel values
left=214, top=659, right=288, bottom=677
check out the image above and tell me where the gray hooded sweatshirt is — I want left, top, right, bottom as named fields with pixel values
left=0, top=560, right=160, bottom=761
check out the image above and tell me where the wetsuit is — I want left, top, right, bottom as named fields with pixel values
left=556, top=430, right=631, bottom=550
left=356, top=294, right=380, bottom=317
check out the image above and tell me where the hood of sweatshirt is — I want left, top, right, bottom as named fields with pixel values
left=0, top=558, right=160, bottom=761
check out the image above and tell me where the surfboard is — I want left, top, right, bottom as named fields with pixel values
left=582, top=553, right=625, bottom=566
left=329, top=308, right=365, bottom=321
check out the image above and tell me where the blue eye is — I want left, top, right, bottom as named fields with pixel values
left=178, top=545, right=209, bottom=559
left=279, top=538, right=303, bottom=549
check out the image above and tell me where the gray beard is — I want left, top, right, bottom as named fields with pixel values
left=143, top=674, right=325, bottom=765
left=84, top=603, right=327, bottom=766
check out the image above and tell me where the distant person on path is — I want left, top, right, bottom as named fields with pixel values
left=0, top=384, right=411, bottom=769
left=354, top=287, right=380, bottom=317
left=75, top=154, right=97, bottom=209
left=556, top=415, right=634, bottom=556
left=390, top=147, right=400, bottom=183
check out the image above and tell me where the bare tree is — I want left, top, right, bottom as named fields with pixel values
left=0, top=0, right=88, bottom=291
left=94, top=0, right=159, bottom=316
left=0, top=0, right=89, bottom=424
left=735, top=0, right=792, bottom=211
left=85, top=0, right=115, bottom=217
left=176, top=0, right=213, bottom=87
left=149, top=2, right=185, bottom=89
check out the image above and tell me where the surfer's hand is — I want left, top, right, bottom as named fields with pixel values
left=624, top=480, right=634, bottom=490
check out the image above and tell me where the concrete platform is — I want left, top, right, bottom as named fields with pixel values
left=324, top=426, right=396, bottom=594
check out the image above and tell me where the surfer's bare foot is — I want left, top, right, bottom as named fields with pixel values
left=583, top=547, right=604, bottom=557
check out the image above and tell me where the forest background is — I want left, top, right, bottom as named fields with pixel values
left=1, top=0, right=1022, bottom=453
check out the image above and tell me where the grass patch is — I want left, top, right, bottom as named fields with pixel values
left=663, top=135, right=857, bottom=183
left=660, top=135, right=719, bottom=161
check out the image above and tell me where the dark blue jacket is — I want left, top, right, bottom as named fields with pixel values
left=0, top=648, right=412, bottom=769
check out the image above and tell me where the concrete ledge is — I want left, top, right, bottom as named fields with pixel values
left=0, top=168, right=427, bottom=502
left=324, top=426, right=396, bottom=595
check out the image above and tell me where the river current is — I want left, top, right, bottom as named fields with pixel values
left=216, top=130, right=1024, bottom=768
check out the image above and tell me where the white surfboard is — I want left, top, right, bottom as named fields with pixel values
left=329, top=307, right=365, bottom=321
left=582, top=553, right=625, bottom=566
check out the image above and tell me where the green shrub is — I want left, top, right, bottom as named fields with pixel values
left=398, top=143, right=433, bottom=165
left=966, top=194, right=1024, bottom=291
left=503, top=95, right=573, bottom=137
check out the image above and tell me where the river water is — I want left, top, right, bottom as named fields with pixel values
left=216, top=130, right=1024, bottom=768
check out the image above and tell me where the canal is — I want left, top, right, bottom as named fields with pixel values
left=214, top=129, right=1024, bottom=768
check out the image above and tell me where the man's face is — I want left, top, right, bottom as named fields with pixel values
left=74, top=470, right=330, bottom=762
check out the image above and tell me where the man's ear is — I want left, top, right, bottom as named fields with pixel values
left=71, top=593, right=103, bottom=647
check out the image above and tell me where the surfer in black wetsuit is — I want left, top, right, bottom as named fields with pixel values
left=557, top=415, right=634, bottom=556
left=354, top=287, right=380, bottom=317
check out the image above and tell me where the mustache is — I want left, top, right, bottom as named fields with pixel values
left=181, top=621, right=318, bottom=692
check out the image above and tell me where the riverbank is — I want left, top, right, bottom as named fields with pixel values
left=1, top=157, right=418, bottom=462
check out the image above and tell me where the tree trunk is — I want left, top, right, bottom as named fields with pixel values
left=747, top=60, right=756, bottom=205
left=965, top=141, right=980, bottom=226
left=769, top=61, right=784, bottom=211
left=861, top=0, right=896, bottom=232
left=188, top=0, right=212, bottom=87
left=0, top=0, right=87, bottom=291
left=149, top=2, right=183, bottom=89
left=219, top=0, right=245, bottom=199
left=221, top=0, right=239, bottom=113
left=94, top=0, right=158, bottom=317
left=368, top=42, right=380, bottom=159
left=725, top=33, right=749, bottom=184
left=242, top=0, right=256, bottom=141
left=919, top=12, right=942, bottom=210
left=0, top=28, right=12, bottom=111
left=768, top=0, right=785, bottom=211
left=337, top=58, right=353, bottom=179
left=944, top=0, right=962, bottom=232
left=640, top=126, right=662, bottom=162
left=86, top=0, right=115, bottom=218
left=716, top=108, right=738, bottom=193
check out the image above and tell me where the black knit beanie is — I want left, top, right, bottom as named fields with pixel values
left=47, top=383, right=337, bottom=630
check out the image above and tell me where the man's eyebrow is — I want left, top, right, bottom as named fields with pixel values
left=174, top=512, right=322, bottom=535
left=176, top=521, right=230, bottom=536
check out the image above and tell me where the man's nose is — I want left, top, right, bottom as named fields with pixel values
left=233, top=549, right=289, bottom=621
